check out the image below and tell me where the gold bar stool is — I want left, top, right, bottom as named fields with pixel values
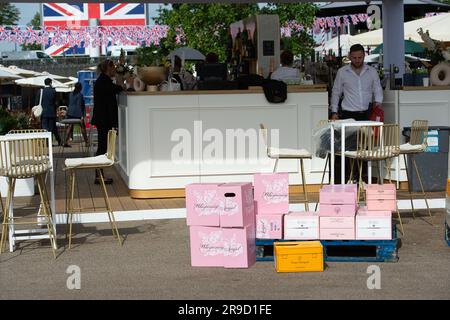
left=64, top=129, right=122, bottom=249
left=342, top=124, right=404, bottom=235
left=0, top=135, right=57, bottom=258
left=260, top=123, right=312, bottom=211
left=399, top=120, right=432, bottom=220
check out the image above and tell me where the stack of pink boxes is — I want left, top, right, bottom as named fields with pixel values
left=187, top=182, right=256, bottom=268
left=355, top=184, right=396, bottom=240
left=319, top=184, right=358, bottom=240
left=253, top=173, right=289, bottom=240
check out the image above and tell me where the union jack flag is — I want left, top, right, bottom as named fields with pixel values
left=42, top=3, right=146, bottom=56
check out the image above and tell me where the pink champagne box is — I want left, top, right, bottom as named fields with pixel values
left=253, top=173, right=289, bottom=215
left=284, top=212, right=319, bottom=240
left=189, top=225, right=256, bottom=268
left=223, top=224, right=256, bottom=269
left=366, top=199, right=397, bottom=211
left=365, top=184, right=397, bottom=199
left=186, top=183, right=223, bottom=227
left=320, top=228, right=355, bottom=240
left=256, top=214, right=283, bottom=239
left=219, top=182, right=255, bottom=228
left=319, top=184, right=357, bottom=205
left=356, top=207, right=392, bottom=240
left=320, top=216, right=355, bottom=229
left=318, top=204, right=356, bottom=217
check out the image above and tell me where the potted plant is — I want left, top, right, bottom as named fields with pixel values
left=135, top=45, right=168, bottom=86
left=115, top=48, right=135, bottom=86
left=412, top=68, right=430, bottom=86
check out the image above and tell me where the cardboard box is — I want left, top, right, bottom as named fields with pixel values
left=365, top=184, right=396, bottom=198
left=222, top=224, right=256, bottom=269
left=219, top=182, right=255, bottom=228
left=318, top=204, right=356, bottom=217
left=189, top=224, right=256, bottom=268
left=366, top=199, right=397, bottom=211
left=189, top=226, right=225, bottom=267
left=284, top=212, right=319, bottom=240
left=356, top=207, right=392, bottom=240
left=186, top=183, right=223, bottom=226
left=320, top=216, right=355, bottom=229
left=256, top=214, right=283, bottom=239
left=274, top=241, right=324, bottom=272
left=319, top=184, right=357, bottom=205
left=320, top=228, right=355, bottom=240
left=253, top=173, right=289, bottom=214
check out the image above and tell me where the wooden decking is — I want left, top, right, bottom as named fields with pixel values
left=5, top=140, right=446, bottom=215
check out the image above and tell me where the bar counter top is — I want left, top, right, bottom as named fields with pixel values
left=124, top=84, right=327, bottom=96
left=402, top=86, right=450, bottom=91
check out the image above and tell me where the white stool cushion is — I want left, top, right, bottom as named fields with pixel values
left=65, top=154, right=113, bottom=168
left=400, top=143, right=425, bottom=153
left=268, top=147, right=311, bottom=158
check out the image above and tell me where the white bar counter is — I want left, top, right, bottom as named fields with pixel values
left=117, top=85, right=328, bottom=198
left=383, top=86, right=450, bottom=182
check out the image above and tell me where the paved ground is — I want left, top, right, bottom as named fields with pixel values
left=0, top=209, right=449, bottom=300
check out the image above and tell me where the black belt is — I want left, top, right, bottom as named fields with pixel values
left=342, top=110, right=368, bottom=114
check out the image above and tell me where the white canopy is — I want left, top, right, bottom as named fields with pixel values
left=0, top=69, right=22, bottom=81
left=168, top=47, right=206, bottom=61
left=350, top=13, right=450, bottom=46
left=0, top=65, right=41, bottom=78
left=14, top=75, right=72, bottom=93
left=315, top=34, right=354, bottom=56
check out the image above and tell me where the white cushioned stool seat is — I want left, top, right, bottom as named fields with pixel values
left=400, top=143, right=425, bottom=153
left=65, top=154, right=113, bottom=169
left=268, top=147, right=312, bottom=158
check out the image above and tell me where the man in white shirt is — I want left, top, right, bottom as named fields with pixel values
left=270, top=50, right=301, bottom=82
left=330, top=44, right=383, bottom=120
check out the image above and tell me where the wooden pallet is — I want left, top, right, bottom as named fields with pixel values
left=446, top=222, right=450, bottom=246
left=256, top=227, right=399, bottom=263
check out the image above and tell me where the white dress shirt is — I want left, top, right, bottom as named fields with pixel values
left=330, top=64, right=383, bottom=114
left=270, top=66, right=300, bottom=81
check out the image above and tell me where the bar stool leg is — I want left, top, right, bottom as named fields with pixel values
left=300, top=159, right=309, bottom=212
left=67, top=170, right=76, bottom=249
left=97, top=169, right=122, bottom=246
left=314, top=153, right=330, bottom=212
left=348, top=158, right=356, bottom=184
left=36, top=174, right=56, bottom=259
left=395, top=208, right=405, bottom=236
left=272, top=158, right=279, bottom=173
left=412, top=157, right=432, bottom=220
left=403, top=154, right=416, bottom=219
left=0, top=178, right=15, bottom=254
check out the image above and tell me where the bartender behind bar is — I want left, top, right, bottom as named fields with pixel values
left=330, top=43, right=384, bottom=183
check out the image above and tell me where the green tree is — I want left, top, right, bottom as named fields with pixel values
left=22, top=12, right=41, bottom=51
left=0, top=3, right=20, bottom=25
left=261, top=3, right=317, bottom=57
left=155, top=4, right=260, bottom=61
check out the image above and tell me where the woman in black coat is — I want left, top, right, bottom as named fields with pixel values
left=91, top=59, right=124, bottom=184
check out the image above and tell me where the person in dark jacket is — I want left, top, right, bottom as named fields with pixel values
left=91, top=59, right=124, bottom=184
left=38, top=78, right=62, bottom=145
left=63, top=82, right=89, bottom=147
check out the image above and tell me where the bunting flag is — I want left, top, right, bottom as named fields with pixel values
left=0, top=13, right=371, bottom=53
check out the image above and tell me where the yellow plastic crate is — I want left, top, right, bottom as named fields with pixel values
left=274, top=241, right=324, bottom=273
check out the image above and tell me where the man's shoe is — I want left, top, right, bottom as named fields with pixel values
left=94, top=177, right=113, bottom=185
left=63, top=143, right=72, bottom=148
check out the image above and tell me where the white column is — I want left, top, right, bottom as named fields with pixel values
left=88, top=18, right=101, bottom=58
left=382, top=0, right=405, bottom=80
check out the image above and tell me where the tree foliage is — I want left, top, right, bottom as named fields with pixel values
left=22, top=12, right=41, bottom=51
left=260, top=3, right=317, bottom=57
left=0, top=3, right=20, bottom=25
left=155, top=4, right=260, bottom=62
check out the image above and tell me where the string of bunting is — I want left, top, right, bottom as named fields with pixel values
left=0, top=14, right=369, bottom=48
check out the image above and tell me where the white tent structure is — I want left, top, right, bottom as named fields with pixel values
left=315, top=34, right=354, bottom=56
left=0, top=65, right=41, bottom=78
left=14, top=76, right=72, bottom=93
left=350, top=13, right=450, bottom=46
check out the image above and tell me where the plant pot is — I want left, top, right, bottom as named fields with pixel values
left=137, top=66, right=167, bottom=86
